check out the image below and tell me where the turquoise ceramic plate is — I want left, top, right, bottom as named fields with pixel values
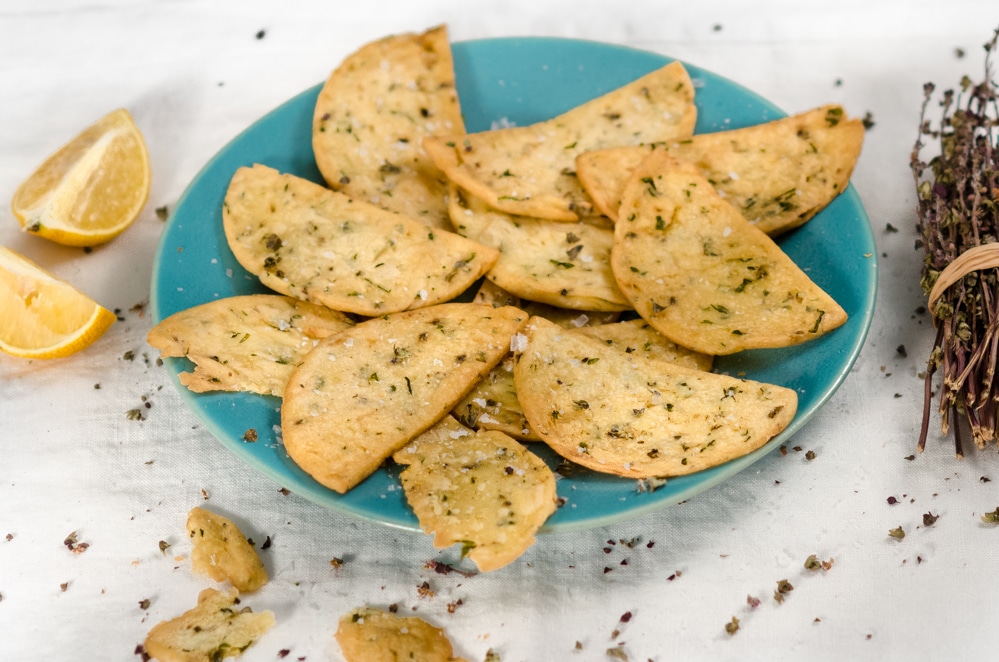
left=151, top=37, right=876, bottom=532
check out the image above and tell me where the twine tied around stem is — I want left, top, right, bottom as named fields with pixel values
left=927, top=242, right=999, bottom=308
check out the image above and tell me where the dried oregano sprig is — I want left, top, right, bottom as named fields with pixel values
left=913, top=26, right=999, bottom=455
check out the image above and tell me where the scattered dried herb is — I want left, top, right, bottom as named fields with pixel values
left=423, top=559, right=475, bottom=577
left=923, top=512, right=940, bottom=526
left=416, top=580, right=434, bottom=598
left=606, top=645, right=629, bottom=660
left=747, top=595, right=761, bottom=609
left=243, top=428, right=258, bottom=443
left=158, top=540, right=171, bottom=555
left=888, top=526, right=906, bottom=540
left=138, top=598, right=150, bottom=610
left=981, top=507, right=999, bottom=522
left=63, top=531, right=89, bottom=554
left=725, top=616, right=740, bottom=635
left=913, top=27, right=999, bottom=455
left=804, top=554, right=822, bottom=571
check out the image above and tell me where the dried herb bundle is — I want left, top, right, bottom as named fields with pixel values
left=913, top=27, right=999, bottom=455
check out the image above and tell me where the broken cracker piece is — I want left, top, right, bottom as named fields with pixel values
left=425, top=60, right=696, bottom=221
left=394, top=416, right=557, bottom=571
left=187, top=507, right=268, bottom=593
left=143, top=587, right=274, bottom=662
left=147, top=294, right=354, bottom=396
left=336, top=607, right=467, bottom=662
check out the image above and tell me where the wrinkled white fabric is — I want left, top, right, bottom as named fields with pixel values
left=3, top=2, right=999, bottom=660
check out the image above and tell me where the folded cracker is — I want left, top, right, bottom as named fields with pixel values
left=513, top=317, right=798, bottom=477
left=187, top=507, right=268, bottom=593
left=147, top=294, right=354, bottom=396
left=282, top=303, right=528, bottom=493
left=453, top=355, right=538, bottom=441
left=453, top=317, right=709, bottom=441
left=611, top=153, right=847, bottom=355
left=425, top=60, right=696, bottom=221
left=448, top=185, right=629, bottom=311
left=393, top=416, right=557, bottom=572
left=143, top=587, right=274, bottom=662
left=571, top=318, right=714, bottom=372
left=472, top=277, right=621, bottom=326
left=222, top=165, right=497, bottom=316
left=457, top=281, right=620, bottom=440
left=336, top=607, right=467, bottom=662
left=577, top=104, right=864, bottom=235
left=312, top=25, right=465, bottom=229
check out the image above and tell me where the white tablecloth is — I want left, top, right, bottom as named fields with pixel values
left=3, top=2, right=999, bottom=660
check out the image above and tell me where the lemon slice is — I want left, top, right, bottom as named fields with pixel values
left=11, top=108, right=151, bottom=246
left=0, top=245, right=115, bottom=359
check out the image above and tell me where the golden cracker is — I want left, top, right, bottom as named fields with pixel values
left=513, top=317, right=798, bottom=477
left=448, top=186, right=628, bottom=311
left=186, top=507, right=268, bottom=593
left=222, top=165, right=497, bottom=316
left=143, top=587, right=274, bottom=662
left=336, top=607, right=466, bottom=662
left=611, top=153, right=847, bottom=355
left=147, top=294, right=354, bottom=396
left=313, top=25, right=464, bottom=229
left=577, top=104, right=864, bottom=234
left=394, top=417, right=557, bottom=572
left=571, top=318, right=713, bottom=372
left=452, top=355, right=538, bottom=441
left=282, top=303, right=528, bottom=493
left=425, top=60, right=696, bottom=221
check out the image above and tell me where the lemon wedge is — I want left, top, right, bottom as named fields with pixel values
left=0, top=245, right=115, bottom=359
left=11, top=108, right=151, bottom=246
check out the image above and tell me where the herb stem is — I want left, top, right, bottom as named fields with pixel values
left=913, top=26, right=999, bottom=455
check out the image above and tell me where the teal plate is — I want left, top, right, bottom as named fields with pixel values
left=150, top=37, right=877, bottom=533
